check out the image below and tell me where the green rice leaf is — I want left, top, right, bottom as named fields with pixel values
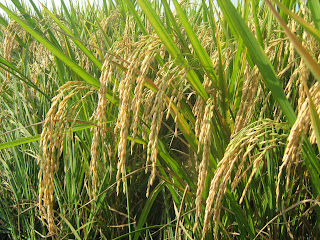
left=42, top=5, right=103, bottom=69
left=136, top=0, right=208, bottom=101
left=251, top=0, right=263, bottom=47
left=267, top=0, right=320, bottom=85
left=0, top=122, right=147, bottom=150
left=0, top=3, right=100, bottom=89
left=0, top=135, right=41, bottom=150
left=59, top=213, right=87, bottom=240
left=0, top=56, right=50, bottom=99
left=133, top=181, right=165, bottom=240
left=303, top=82, right=320, bottom=153
left=171, top=0, right=218, bottom=86
left=125, top=0, right=148, bottom=35
left=161, top=0, right=190, bottom=51
left=308, top=96, right=320, bottom=153
left=217, top=0, right=320, bottom=198
left=0, top=124, right=93, bottom=150
left=216, top=0, right=296, bottom=125
left=111, top=225, right=169, bottom=240
left=273, top=0, right=320, bottom=42
left=226, top=191, right=255, bottom=238
left=308, top=0, right=320, bottom=30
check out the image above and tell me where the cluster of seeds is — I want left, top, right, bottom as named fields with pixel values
left=90, top=57, right=113, bottom=199
left=32, top=2, right=320, bottom=238
left=38, top=81, right=93, bottom=234
left=194, top=97, right=214, bottom=231
left=277, top=82, right=320, bottom=200
left=202, top=119, right=288, bottom=237
left=1, top=21, right=18, bottom=92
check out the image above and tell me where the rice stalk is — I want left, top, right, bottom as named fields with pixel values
left=1, top=21, right=16, bottom=92
left=194, top=97, right=214, bottom=232
left=146, top=61, right=182, bottom=197
left=2, top=0, right=320, bottom=239
left=202, top=119, right=288, bottom=238
left=38, top=81, right=93, bottom=234
left=90, top=56, right=113, bottom=199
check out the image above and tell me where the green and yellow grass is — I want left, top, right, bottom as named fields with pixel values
left=1, top=0, right=320, bottom=239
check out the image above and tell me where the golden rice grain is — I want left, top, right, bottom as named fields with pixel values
left=146, top=62, right=174, bottom=197
left=38, top=81, right=93, bottom=234
left=194, top=98, right=213, bottom=232
left=115, top=50, right=140, bottom=194
left=201, top=119, right=288, bottom=238
left=90, top=57, right=113, bottom=199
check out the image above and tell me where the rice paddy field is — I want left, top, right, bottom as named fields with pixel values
left=1, top=0, right=320, bottom=239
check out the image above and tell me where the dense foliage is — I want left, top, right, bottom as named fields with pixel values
left=1, top=0, right=320, bottom=239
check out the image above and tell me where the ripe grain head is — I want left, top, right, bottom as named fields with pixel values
left=201, top=119, right=288, bottom=237
left=38, top=81, right=93, bottom=234
left=90, top=56, right=113, bottom=199
left=194, top=98, right=214, bottom=232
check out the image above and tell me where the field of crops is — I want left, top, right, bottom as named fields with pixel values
left=1, top=0, right=320, bottom=239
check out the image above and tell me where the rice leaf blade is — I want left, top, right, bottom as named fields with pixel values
left=267, top=0, right=320, bottom=85
left=308, top=0, right=320, bottom=30
left=0, top=3, right=100, bottom=88
left=171, top=0, right=218, bottom=86
left=42, top=5, right=103, bottom=69
left=133, top=182, right=165, bottom=240
left=216, top=0, right=296, bottom=124
left=136, top=0, right=208, bottom=101
left=308, top=95, right=320, bottom=153
left=273, top=0, right=320, bottom=42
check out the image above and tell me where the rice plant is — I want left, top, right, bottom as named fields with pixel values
left=1, top=0, right=320, bottom=239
